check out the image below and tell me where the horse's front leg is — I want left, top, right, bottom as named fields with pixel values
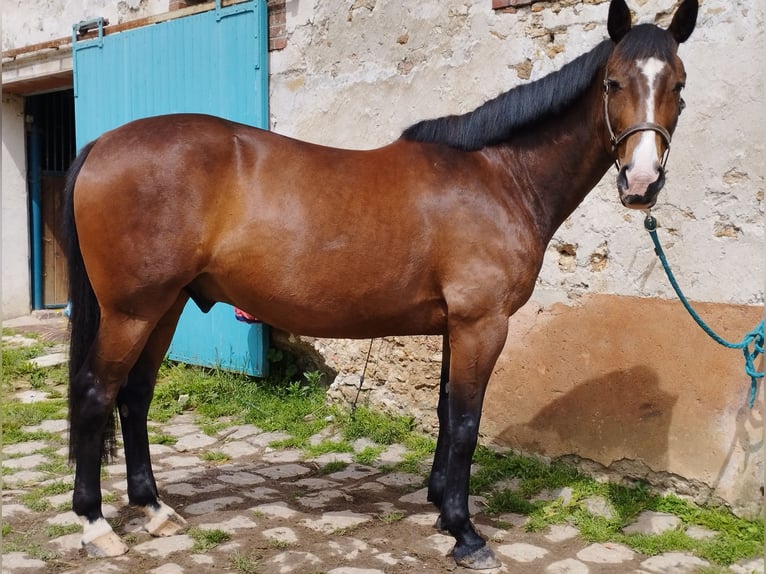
left=441, top=315, right=508, bottom=570
left=428, top=334, right=450, bottom=530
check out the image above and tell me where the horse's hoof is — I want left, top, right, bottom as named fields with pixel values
left=143, top=501, right=188, bottom=537
left=81, top=518, right=129, bottom=557
left=454, top=544, right=501, bottom=570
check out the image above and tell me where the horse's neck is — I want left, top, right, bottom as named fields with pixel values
left=493, top=81, right=614, bottom=244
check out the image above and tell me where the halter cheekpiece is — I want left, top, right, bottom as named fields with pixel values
left=603, top=76, right=672, bottom=171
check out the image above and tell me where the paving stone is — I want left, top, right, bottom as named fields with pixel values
left=2, top=503, right=34, bottom=518
left=576, top=542, right=635, bottom=563
left=22, top=418, right=68, bottom=433
left=300, top=510, right=372, bottom=534
left=297, top=488, right=352, bottom=508
left=310, top=452, right=355, bottom=465
left=47, top=492, right=74, bottom=508
left=262, top=449, right=304, bottom=463
left=3, top=334, right=39, bottom=348
left=326, top=537, right=370, bottom=560
left=173, top=432, right=218, bottom=452
left=29, top=352, right=68, bottom=368
left=2, top=440, right=49, bottom=456
left=162, top=423, right=202, bottom=437
left=149, top=564, right=184, bottom=574
left=256, top=463, right=311, bottom=480
left=262, top=526, right=299, bottom=544
left=243, top=486, right=281, bottom=501
left=374, top=552, right=419, bottom=566
left=198, top=515, right=258, bottom=532
left=545, top=524, right=580, bottom=542
left=351, top=437, right=378, bottom=452
left=355, top=481, right=386, bottom=494
left=424, top=533, right=454, bottom=556
left=623, top=510, right=681, bottom=535
left=1, top=552, right=47, bottom=570
left=496, top=542, right=550, bottom=563
left=246, top=430, right=293, bottom=447
left=164, top=481, right=226, bottom=497
left=217, top=471, right=266, bottom=486
left=405, top=511, right=440, bottom=526
left=545, top=558, right=591, bottom=574
left=730, top=557, right=765, bottom=573
left=14, top=390, right=50, bottom=403
left=640, top=551, right=710, bottom=573
left=327, top=568, right=385, bottom=574
left=220, top=424, right=262, bottom=440
left=267, top=550, right=323, bottom=574
left=533, top=486, right=574, bottom=505
left=49, top=533, right=83, bottom=552
left=398, top=486, right=429, bottom=505
left=326, top=463, right=379, bottom=481
left=148, top=444, right=176, bottom=456
left=685, top=525, right=717, bottom=540
left=132, top=535, right=195, bottom=558
left=377, top=443, right=409, bottom=465
left=220, top=441, right=261, bottom=458
left=292, top=477, right=341, bottom=491
left=476, top=522, right=508, bottom=542
left=153, top=468, right=204, bottom=483
left=156, top=455, right=203, bottom=468
left=375, top=472, right=423, bottom=487
left=189, top=554, right=215, bottom=566
left=497, top=512, right=529, bottom=528
left=252, top=501, right=301, bottom=519
left=582, top=495, right=615, bottom=519
left=184, top=496, right=244, bottom=515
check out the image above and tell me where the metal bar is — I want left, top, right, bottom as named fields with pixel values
left=26, top=100, right=44, bottom=310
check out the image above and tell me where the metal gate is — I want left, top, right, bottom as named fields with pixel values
left=72, top=0, right=269, bottom=376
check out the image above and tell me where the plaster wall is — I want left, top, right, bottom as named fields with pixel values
left=1, top=94, right=31, bottom=318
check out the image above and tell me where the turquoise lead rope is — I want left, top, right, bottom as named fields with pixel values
left=644, top=214, right=764, bottom=407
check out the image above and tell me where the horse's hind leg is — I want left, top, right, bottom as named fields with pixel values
left=71, top=312, right=158, bottom=557
left=117, top=295, right=188, bottom=537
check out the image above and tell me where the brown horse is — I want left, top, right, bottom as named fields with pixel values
left=64, top=0, right=698, bottom=568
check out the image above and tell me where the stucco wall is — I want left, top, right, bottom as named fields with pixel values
left=2, top=94, right=31, bottom=318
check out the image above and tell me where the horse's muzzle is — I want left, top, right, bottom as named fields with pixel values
left=617, top=164, right=665, bottom=209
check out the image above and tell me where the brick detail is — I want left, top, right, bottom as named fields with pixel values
left=492, top=0, right=539, bottom=9
left=268, top=0, right=287, bottom=51
left=169, top=0, right=206, bottom=10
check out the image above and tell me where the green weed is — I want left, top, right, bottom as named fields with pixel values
left=188, top=527, right=231, bottom=551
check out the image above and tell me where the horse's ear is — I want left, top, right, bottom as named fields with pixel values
left=668, top=0, right=698, bottom=44
left=608, top=0, right=632, bottom=43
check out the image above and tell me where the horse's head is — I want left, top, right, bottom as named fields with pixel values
left=603, top=0, right=698, bottom=209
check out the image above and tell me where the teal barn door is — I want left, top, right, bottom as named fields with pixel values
left=72, top=0, right=269, bottom=376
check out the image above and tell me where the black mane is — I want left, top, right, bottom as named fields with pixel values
left=401, top=39, right=615, bottom=151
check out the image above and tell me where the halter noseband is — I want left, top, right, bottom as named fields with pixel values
left=603, top=77, right=672, bottom=171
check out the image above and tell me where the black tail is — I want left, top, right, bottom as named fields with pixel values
left=63, top=140, right=117, bottom=463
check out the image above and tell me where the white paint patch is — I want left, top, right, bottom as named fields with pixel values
left=629, top=58, right=667, bottom=188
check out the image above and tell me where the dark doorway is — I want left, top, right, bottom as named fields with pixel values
left=26, top=89, right=76, bottom=308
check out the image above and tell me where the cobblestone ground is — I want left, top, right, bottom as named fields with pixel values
left=2, top=316, right=763, bottom=574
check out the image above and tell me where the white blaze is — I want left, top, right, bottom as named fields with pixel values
left=625, top=58, right=666, bottom=195
left=630, top=57, right=666, bottom=177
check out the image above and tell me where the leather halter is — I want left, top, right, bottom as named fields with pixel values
left=603, top=78, right=672, bottom=171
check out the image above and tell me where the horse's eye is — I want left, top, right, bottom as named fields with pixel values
left=604, top=78, right=622, bottom=92
left=673, top=82, right=685, bottom=93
